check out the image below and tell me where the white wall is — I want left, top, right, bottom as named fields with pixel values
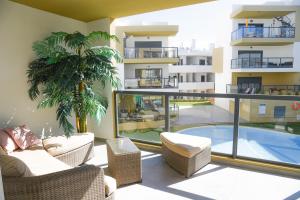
left=169, top=65, right=213, bottom=73
left=178, top=82, right=214, bottom=90
left=0, top=1, right=121, bottom=140
left=232, top=45, right=293, bottom=58
left=125, top=36, right=169, bottom=47
left=87, top=19, right=124, bottom=139
left=0, top=0, right=87, bottom=138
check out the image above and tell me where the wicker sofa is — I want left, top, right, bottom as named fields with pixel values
left=1, top=133, right=116, bottom=200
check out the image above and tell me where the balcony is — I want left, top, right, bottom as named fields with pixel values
left=231, top=27, right=295, bottom=46
left=124, top=47, right=179, bottom=64
left=231, top=57, right=294, bottom=71
left=124, top=77, right=178, bottom=89
left=226, top=84, right=300, bottom=95
left=115, top=90, right=300, bottom=169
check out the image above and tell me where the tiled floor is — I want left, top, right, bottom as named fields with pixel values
left=86, top=140, right=300, bottom=200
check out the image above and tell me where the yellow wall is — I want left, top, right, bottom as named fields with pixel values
left=237, top=99, right=300, bottom=123
left=212, top=47, right=224, bottom=73
left=232, top=72, right=300, bottom=85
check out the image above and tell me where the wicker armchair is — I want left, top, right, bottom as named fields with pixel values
left=3, top=165, right=113, bottom=200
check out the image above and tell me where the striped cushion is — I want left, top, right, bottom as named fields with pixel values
left=0, top=155, right=32, bottom=177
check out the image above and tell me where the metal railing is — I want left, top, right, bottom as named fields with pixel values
left=227, top=84, right=300, bottom=95
left=231, top=27, right=296, bottom=41
left=124, top=77, right=178, bottom=89
left=114, top=90, right=300, bottom=168
left=231, top=57, right=293, bottom=69
left=124, top=47, right=178, bottom=59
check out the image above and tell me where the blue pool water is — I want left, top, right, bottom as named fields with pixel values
left=178, top=126, right=300, bottom=165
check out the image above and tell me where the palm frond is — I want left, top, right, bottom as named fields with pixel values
left=28, top=30, right=121, bottom=136
left=56, top=101, right=74, bottom=137
left=86, top=31, right=120, bottom=45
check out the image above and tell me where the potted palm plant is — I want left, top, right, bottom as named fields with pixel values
left=27, top=31, right=121, bottom=136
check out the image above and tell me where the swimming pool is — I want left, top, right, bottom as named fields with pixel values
left=178, top=126, right=300, bottom=165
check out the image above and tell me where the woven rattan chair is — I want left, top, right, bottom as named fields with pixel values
left=3, top=165, right=114, bottom=200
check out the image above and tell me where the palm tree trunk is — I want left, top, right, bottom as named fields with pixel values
left=76, top=81, right=87, bottom=133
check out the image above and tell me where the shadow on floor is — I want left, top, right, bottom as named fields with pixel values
left=284, top=190, right=300, bottom=200
left=130, top=154, right=226, bottom=200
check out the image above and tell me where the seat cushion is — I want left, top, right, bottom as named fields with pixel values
left=104, top=175, right=117, bottom=196
left=9, top=149, right=71, bottom=176
left=0, top=155, right=32, bottom=177
left=43, top=133, right=94, bottom=157
left=160, top=132, right=211, bottom=158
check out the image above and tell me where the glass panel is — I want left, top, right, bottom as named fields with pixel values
left=238, top=99, right=300, bottom=165
left=170, top=97, right=234, bottom=155
left=117, top=94, right=165, bottom=144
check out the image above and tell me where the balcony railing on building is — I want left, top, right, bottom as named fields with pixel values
left=231, top=27, right=295, bottom=41
left=231, top=57, right=293, bottom=69
left=226, top=84, right=300, bottom=95
left=114, top=90, right=300, bottom=168
left=124, top=47, right=178, bottom=59
left=124, top=77, right=178, bottom=89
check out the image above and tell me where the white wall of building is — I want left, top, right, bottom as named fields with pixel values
left=125, top=36, right=169, bottom=47
left=232, top=45, right=293, bottom=58
left=169, top=65, right=213, bottom=73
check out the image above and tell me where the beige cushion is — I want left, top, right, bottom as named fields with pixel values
left=104, top=175, right=117, bottom=196
left=9, top=149, right=71, bottom=176
left=160, top=132, right=211, bottom=158
left=0, top=155, right=32, bottom=177
left=43, top=133, right=94, bottom=157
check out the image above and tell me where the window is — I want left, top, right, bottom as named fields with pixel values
left=258, top=104, right=266, bottom=115
left=238, top=51, right=263, bottom=68
left=199, top=59, right=205, bottom=65
left=134, top=41, right=162, bottom=48
left=274, top=106, right=286, bottom=119
left=179, top=59, right=183, bottom=65
left=135, top=68, right=162, bottom=79
left=180, top=75, right=183, bottom=83
left=201, top=75, right=205, bottom=82
left=207, top=56, right=212, bottom=65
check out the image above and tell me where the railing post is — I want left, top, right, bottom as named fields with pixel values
left=113, top=91, right=119, bottom=138
left=164, top=95, right=170, bottom=132
left=232, top=97, right=240, bottom=158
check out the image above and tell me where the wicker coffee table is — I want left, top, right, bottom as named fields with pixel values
left=106, top=138, right=142, bottom=186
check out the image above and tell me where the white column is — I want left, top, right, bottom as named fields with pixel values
left=0, top=168, right=4, bottom=200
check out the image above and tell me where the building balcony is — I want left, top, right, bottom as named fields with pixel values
left=124, top=77, right=178, bottom=89
left=231, top=57, right=294, bottom=71
left=124, top=47, right=179, bottom=64
left=178, top=81, right=215, bottom=90
left=231, top=27, right=295, bottom=46
left=226, top=84, right=300, bottom=95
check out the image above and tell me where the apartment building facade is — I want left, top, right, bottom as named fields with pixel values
left=216, top=5, right=300, bottom=122
left=115, top=24, right=215, bottom=95
left=170, top=48, right=215, bottom=95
